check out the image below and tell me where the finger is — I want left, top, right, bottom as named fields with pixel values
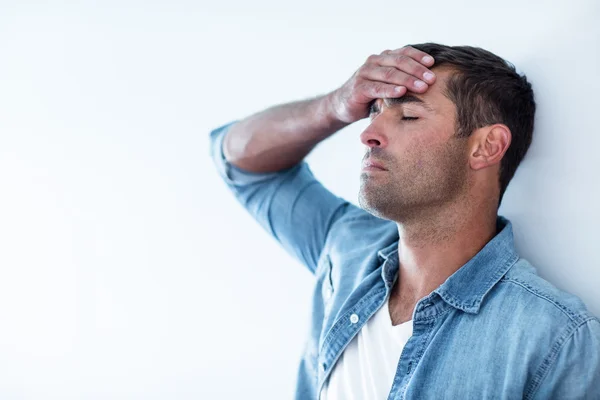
left=377, top=53, right=436, bottom=85
left=362, top=82, right=407, bottom=99
left=389, top=46, right=435, bottom=67
left=359, top=63, right=430, bottom=93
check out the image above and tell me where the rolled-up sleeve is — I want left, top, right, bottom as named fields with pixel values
left=530, top=317, right=600, bottom=399
left=209, top=120, right=357, bottom=274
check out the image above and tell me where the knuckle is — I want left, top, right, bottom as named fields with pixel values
left=373, top=83, right=386, bottom=96
left=395, top=54, right=408, bottom=64
left=357, top=64, right=369, bottom=76
left=366, top=54, right=379, bottom=64
left=400, top=46, right=412, bottom=55
left=382, top=67, right=395, bottom=81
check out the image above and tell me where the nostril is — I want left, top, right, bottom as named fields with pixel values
left=367, top=139, right=381, bottom=146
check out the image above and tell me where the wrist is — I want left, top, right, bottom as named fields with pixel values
left=319, top=91, right=350, bottom=129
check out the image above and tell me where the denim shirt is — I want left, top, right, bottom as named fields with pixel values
left=209, top=121, right=600, bottom=400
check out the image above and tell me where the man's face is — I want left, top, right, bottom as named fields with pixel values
left=358, top=67, right=472, bottom=221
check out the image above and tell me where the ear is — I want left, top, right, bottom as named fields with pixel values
left=468, top=124, right=512, bottom=171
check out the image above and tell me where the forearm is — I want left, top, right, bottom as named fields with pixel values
left=222, top=92, right=349, bottom=173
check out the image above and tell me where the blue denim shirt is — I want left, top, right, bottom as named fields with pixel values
left=209, top=121, right=600, bottom=399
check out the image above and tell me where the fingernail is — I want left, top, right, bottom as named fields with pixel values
left=422, top=56, right=434, bottom=64
left=414, top=80, right=427, bottom=88
left=423, top=71, right=435, bottom=82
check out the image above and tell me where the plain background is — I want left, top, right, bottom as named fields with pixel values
left=0, top=0, right=598, bottom=398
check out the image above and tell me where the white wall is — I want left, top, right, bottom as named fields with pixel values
left=0, top=1, right=598, bottom=398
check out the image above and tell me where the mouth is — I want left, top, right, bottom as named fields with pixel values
left=362, top=159, right=388, bottom=172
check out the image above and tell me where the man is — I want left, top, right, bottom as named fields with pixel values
left=209, top=43, right=600, bottom=399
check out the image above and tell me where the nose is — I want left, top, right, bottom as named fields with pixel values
left=360, top=123, right=389, bottom=149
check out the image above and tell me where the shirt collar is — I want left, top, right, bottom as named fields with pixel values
left=378, top=215, right=519, bottom=314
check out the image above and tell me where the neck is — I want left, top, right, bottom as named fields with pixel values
left=393, top=197, right=498, bottom=302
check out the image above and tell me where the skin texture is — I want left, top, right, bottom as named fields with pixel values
left=358, top=67, right=512, bottom=325
left=224, top=45, right=512, bottom=326
left=359, top=67, right=471, bottom=225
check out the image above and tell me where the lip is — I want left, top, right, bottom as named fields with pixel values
left=362, top=159, right=388, bottom=171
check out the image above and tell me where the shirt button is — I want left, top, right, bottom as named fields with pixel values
left=350, top=314, right=359, bottom=324
left=320, top=363, right=326, bottom=373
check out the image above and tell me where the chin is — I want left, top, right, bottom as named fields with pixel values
left=358, top=191, right=391, bottom=220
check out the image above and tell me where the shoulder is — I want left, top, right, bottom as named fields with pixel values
left=500, top=260, right=600, bottom=399
left=499, top=258, right=596, bottom=325
left=486, top=257, right=599, bottom=370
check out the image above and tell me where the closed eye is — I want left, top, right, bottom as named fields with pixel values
left=402, top=116, right=419, bottom=121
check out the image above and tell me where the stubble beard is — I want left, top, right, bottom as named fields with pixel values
left=358, top=137, right=469, bottom=223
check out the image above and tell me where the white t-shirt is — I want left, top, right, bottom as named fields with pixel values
left=320, top=296, right=413, bottom=400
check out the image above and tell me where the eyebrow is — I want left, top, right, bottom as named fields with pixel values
left=382, top=95, right=434, bottom=111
